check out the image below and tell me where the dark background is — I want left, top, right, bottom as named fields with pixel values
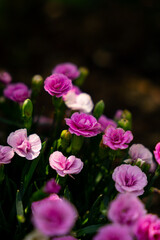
left=1, top=0, right=160, bottom=149
left=1, top=0, right=160, bottom=216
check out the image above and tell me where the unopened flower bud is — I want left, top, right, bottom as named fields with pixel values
left=74, top=67, right=89, bottom=86
left=60, top=130, right=72, bottom=150
left=117, top=118, right=131, bottom=131
left=71, top=135, right=84, bottom=154
left=31, top=74, right=43, bottom=99
left=22, top=99, right=33, bottom=118
left=93, top=100, right=105, bottom=119
left=122, top=110, right=132, bottom=122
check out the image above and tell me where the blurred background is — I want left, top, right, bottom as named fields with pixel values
left=1, top=0, right=160, bottom=215
left=1, top=0, right=160, bottom=149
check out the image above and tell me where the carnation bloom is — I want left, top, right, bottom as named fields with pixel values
left=44, top=73, right=72, bottom=97
left=31, top=194, right=78, bottom=237
left=125, top=144, right=156, bottom=172
left=7, top=129, right=41, bottom=160
left=49, top=151, right=83, bottom=177
left=114, top=109, right=123, bottom=120
left=0, top=145, right=14, bottom=164
left=135, top=214, right=158, bottom=240
left=64, top=91, right=94, bottom=113
left=43, top=178, right=61, bottom=194
left=0, top=71, right=12, bottom=84
left=52, top=236, right=77, bottom=240
left=52, top=62, right=80, bottom=80
left=102, top=126, right=133, bottom=150
left=3, top=83, right=30, bottom=103
left=112, top=164, right=148, bottom=196
left=148, top=219, right=160, bottom=240
left=65, top=112, right=101, bottom=137
left=62, top=85, right=81, bottom=101
left=93, top=224, right=133, bottom=240
left=154, top=142, right=160, bottom=164
left=108, top=193, right=146, bottom=228
left=98, top=115, right=117, bottom=132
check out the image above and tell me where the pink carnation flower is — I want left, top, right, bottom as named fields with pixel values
left=52, top=236, right=77, bottom=240
left=52, top=62, right=80, bottom=80
left=3, top=83, right=30, bottom=103
left=65, top=112, right=101, bottom=137
left=31, top=194, right=78, bottom=237
left=114, top=109, right=123, bottom=120
left=63, top=85, right=81, bottom=101
left=49, top=151, right=83, bottom=177
left=154, top=142, right=160, bottom=164
left=93, top=224, right=133, bottom=240
left=0, top=145, right=14, bottom=164
left=108, top=193, right=146, bottom=228
left=126, top=144, right=156, bottom=172
left=43, top=178, right=61, bottom=194
left=44, top=73, right=72, bottom=97
left=0, top=71, right=12, bottom=84
left=102, top=126, right=133, bottom=150
left=7, top=129, right=41, bottom=160
left=112, top=164, right=148, bottom=196
left=135, top=214, right=158, bottom=240
left=98, top=115, right=117, bottom=132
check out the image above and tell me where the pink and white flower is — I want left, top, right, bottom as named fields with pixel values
left=49, top=151, right=83, bottom=177
left=0, top=145, right=14, bottom=164
left=7, top=129, right=41, bottom=160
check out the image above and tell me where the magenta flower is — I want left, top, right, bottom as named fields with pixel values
left=65, top=112, right=101, bottom=137
left=49, top=151, right=83, bottom=177
left=52, top=62, right=80, bottom=80
left=148, top=219, right=160, bottom=240
left=0, top=145, right=14, bottom=164
left=135, top=214, right=158, bottom=240
left=102, top=126, right=133, bottom=150
left=0, top=71, right=12, bottom=84
left=3, top=83, right=30, bottom=103
left=52, top=236, right=77, bottom=240
left=44, top=73, right=72, bottom=97
left=31, top=194, right=78, bottom=237
left=98, top=115, right=117, bottom=132
left=7, top=129, right=42, bottom=160
left=112, top=164, right=148, bottom=196
left=154, top=142, right=160, bottom=164
left=63, top=85, right=81, bottom=101
left=108, top=193, right=146, bottom=228
left=43, top=178, right=61, bottom=194
left=127, top=144, right=156, bottom=172
left=93, top=224, right=133, bottom=240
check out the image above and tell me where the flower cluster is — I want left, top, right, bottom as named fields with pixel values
left=0, top=62, right=160, bottom=240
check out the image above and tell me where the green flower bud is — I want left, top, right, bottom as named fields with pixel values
left=117, top=118, right=131, bottom=131
left=122, top=110, right=132, bottom=122
left=74, top=67, right=89, bottom=86
left=71, top=134, right=84, bottom=154
left=22, top=99, right=33, bottom=118
left=31, top=74, right=43, bottom=99
left=93, top=100, right=105, bottom=119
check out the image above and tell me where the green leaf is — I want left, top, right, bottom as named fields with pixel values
left=93, top=100, right=105, bottom=119
left=76, top=224, right=103, bottom=237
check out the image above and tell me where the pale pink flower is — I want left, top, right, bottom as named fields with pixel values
left=49, top=151, right=83, bottom=177
left=31, top=194, right=78, bottom=237
left=7, top=129, right=41, bottom=160
left=154, top=142, right=160, bottom=165
left=64, top=91, right=94, bottom=113
left=125, top=144, right=156, bottom=172
left=0, top=145, right=14, bottom=164
left=112, top=164, right=148, bottom=196
left=93, top=224, right=133, bottom=240
left=102, top=126, right=133, bottom=150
